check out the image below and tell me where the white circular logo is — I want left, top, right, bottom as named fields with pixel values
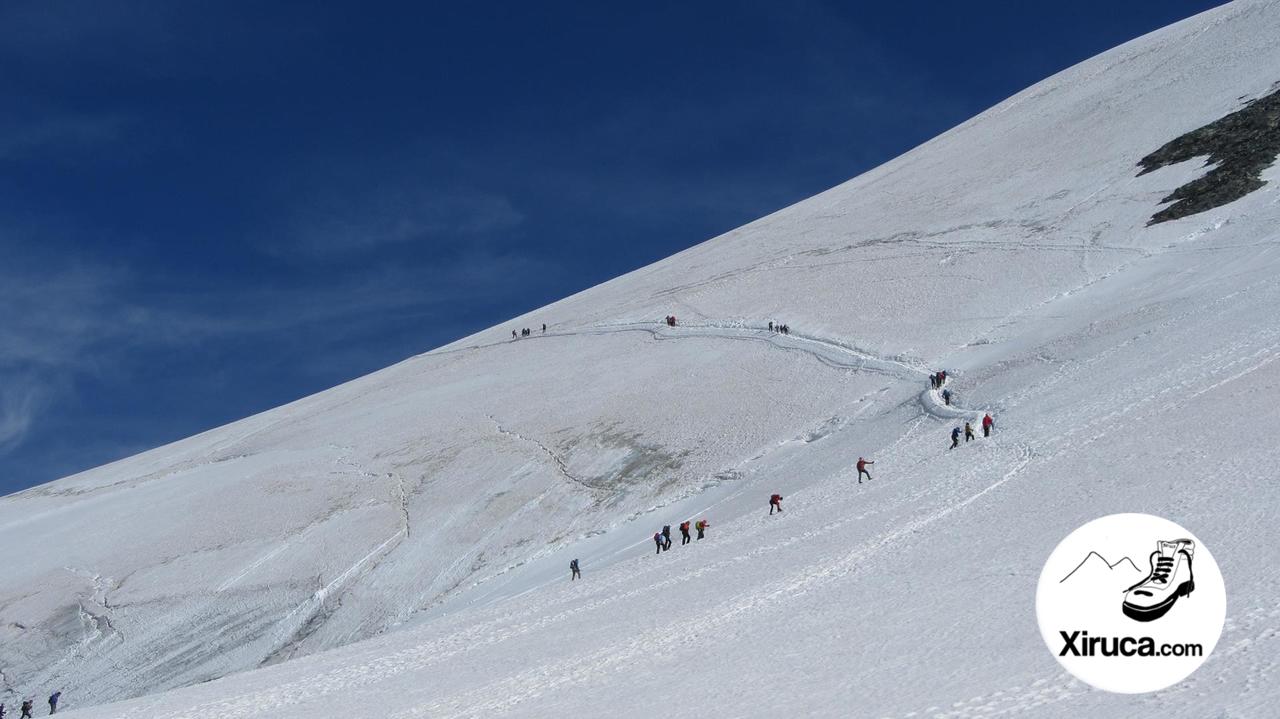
left=1036, top=513, right=1225, bottom=693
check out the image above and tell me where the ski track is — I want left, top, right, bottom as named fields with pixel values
left=996, top=271, right=1280, bottom=410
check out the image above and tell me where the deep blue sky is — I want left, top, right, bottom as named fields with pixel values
left=0, top=1, right=1225, bottom=493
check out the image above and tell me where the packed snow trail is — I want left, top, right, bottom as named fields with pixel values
left=437, top=319, right=930, bottom=381
left=579, top=320, right=927, bottom=376
left=578, top=321, right=989, bottom=423
left=445, top=319, right=996, bottom=428
left=446, top=318, right=993, bottom=428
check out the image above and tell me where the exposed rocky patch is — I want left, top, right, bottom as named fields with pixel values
left=559, top=423, right=689, bottom=498
left=1138, top=85, right=1280, bottom=224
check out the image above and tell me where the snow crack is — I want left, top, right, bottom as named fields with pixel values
left=62, top=568, right=125, bottom=642
left=389, top=471, right=412, bottom=538
left=487, top=415, right=606, bottom=493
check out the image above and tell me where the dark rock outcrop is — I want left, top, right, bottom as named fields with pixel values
left=1138, top=86, right=1280, bottom=224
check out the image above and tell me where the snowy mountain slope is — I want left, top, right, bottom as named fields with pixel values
left=2, top=323, right=897, bottom=704
left=6, top=0, right=1280, bottom=716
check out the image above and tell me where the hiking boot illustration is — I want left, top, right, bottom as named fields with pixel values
left=1122, top=538, right=1195, bottom=622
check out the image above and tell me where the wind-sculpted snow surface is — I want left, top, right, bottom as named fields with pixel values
left=7, top=1, right=1280, bottom=717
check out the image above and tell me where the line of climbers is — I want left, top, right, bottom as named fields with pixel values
left=571, top=452, right=872, bottom=580
left=564, top=442, right=917, bottom=582
left=662, top=315, right=792, bottom=334
left=654, top=519, right=710, bottom=553
left=566, top=518, right=712, bottom=580
left=932, top=370, right=997, bottom=449
left=0, top=691, right=61, bottom=717
left=511, top=323, right=548, bottom=339
left=950, top=414, right=995, bottom=449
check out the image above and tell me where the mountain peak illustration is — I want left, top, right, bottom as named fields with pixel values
left=1060, top=551, right=1144, bottom=584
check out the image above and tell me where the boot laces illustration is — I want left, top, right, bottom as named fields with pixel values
left=1122, top=538, right=1195, bottom=622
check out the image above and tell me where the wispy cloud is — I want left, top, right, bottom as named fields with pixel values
left=0, top=260, right=132, bottom=451
left=0, top=262, right=132, bottom=367
left=0, top=382, right=44, bottom=453
left=277, top=186, right=525, bottom=259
